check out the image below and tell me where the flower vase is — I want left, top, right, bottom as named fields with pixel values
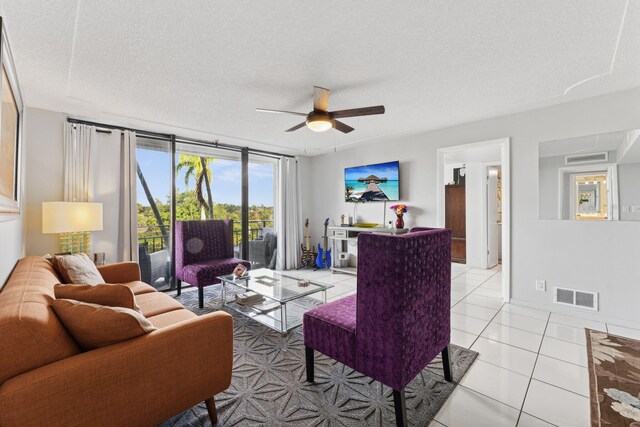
left=395, top=214, right=404, bottom=229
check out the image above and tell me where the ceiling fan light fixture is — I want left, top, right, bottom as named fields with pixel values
left=306, top=113, right=333, bottom=132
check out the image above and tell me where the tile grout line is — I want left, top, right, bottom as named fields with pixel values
left=515, top=311, right=551, bottom=426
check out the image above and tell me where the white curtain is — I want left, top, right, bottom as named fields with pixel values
left=276, top=156, right=303, bottom=270
left=63, top=123, right=95, bottom=202
left=117, top=131, right=138, bottom=262
left=608, top=164, right=619, bottom=221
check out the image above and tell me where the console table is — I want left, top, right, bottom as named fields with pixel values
left=328, top=225, right=408, bottom=275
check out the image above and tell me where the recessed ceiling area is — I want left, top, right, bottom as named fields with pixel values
left=2, top=1, right=639, bottom=155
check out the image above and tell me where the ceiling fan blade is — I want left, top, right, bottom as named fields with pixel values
left=333, top=120, right=354, bottom=134
left=331, top=105, right=385, bottom=119
left=313, top=86, right=330, bottom=112
left=285, top=122, right=307, bottom=132
left=256, top=108, right=307, bottom=117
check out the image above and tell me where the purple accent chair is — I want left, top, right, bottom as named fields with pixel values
left=175, top=220, right=251, bottom=308
left=303, top=227, right=452, bottom=426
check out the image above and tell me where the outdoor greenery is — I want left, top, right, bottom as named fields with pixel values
left=137, top=155, right=273, bottom=250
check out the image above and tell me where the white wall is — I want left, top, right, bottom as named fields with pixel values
left=23, top=107, right=66, bottom=257
left=303, top=87, right=640, bottom=325
left=464, top=162, right=484, bottom=268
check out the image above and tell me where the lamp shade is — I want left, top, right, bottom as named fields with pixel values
left=42, top=202, right=103, bottom=233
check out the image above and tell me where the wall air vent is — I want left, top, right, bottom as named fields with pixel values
left=553, top=286, right=598, bottom=311
left=565, top=152, right=608, bottom=165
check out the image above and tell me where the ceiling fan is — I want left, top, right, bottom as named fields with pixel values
left=256, top=86, right=385, bottom=134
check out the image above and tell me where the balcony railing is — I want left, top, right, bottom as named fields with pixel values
left=137, top=219, right=274, bottom=252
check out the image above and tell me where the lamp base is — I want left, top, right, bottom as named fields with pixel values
left=60, top=231, right=91, bottom=254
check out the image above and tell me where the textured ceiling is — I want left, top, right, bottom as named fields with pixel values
left=2, top=1, right=640, bottom=155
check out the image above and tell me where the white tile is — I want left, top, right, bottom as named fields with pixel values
left=607, top=324, right=640, bottom=340
left=453, top=276, right=486, bottom=287
left=301, top=270, right=334, bottom=279
left=492, top=311, right=548, bottom=335
left=451, top=328, right=479, bottom=349
left=533, top=355, right=589, bottom=397
left=465, top=268, right=499, bottom=278
left=472, top=287, right=504, bottom=299
left=522, top=380, right=589, bottom=427
left=451, top=289, right=469, bottom=299
left=452, top=302, right=500, bottom=321
left=481, top=323, right=543, bottom=353
left=480, top=279, right=503, bottom=290
left=315, top=273, right=353, bottom=285
left=451, top=281, right=479, bottom=293
left=544, top=322, right=586, bottom=346
left=471, top=337, right=538, bottom=376
left=501, top=304, right=550, bottom=321
left=464, top=294, right=505, bottom=310
left=434, top=386, right=520, bottom=427
left=539, top=336, right=587, bottom=367
left=548, top=312, right=606, bottom=331
left=517, top=413, right=555, bottom=426
left=451, top=313, right=489, bottom=335
left=460, top=360, right=530, bottom=409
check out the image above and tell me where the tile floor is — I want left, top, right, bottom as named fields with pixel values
left=291, top=263, right=640, bottom=427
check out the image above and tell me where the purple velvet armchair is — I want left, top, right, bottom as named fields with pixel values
left=175, top=220, right=251, bottom=308
left=303, top=227, right=452, bottom=426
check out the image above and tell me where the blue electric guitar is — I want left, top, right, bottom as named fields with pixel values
left=315, top=218, right=332, bottom=269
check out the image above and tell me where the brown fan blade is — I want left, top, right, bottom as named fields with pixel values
left=285, top=122, right=307, bottom=132
left=331, top=105, right=385, bottom=119
left=256, top=108, right=307, bottom=117
left=333, top=120, right=354, bottom=134
left=313, top=86, right=330, bottom=112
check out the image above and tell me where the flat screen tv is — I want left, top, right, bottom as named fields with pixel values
left=345, top=160, right=399, bottom=202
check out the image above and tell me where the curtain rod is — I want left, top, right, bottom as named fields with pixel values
left=67, top=117, right=296, bottom=158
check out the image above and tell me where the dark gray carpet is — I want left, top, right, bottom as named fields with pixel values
left=159, top=286, right=478, bottom=427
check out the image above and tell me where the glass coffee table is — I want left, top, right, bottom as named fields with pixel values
left=218, top=268, right=333, bottom=334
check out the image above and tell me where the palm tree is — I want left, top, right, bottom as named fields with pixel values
left=176, top=154, right=215, bottom=219
left=136, top=162, right=168, bottom=248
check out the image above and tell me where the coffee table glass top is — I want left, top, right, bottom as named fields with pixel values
left=218, top=268, right=333, bottom=303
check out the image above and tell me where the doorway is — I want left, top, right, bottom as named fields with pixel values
left=437, top=138, right=511, bottom=302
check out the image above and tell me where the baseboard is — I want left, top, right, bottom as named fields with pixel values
left=508, top=298, right=639, bottom=330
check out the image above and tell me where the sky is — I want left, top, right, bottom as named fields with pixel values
left=136, top=149, right=275, bottom=206
left=344, top=161, right=399, bottom=181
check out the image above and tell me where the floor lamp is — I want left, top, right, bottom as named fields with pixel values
left=42, top=202, right=103, bottom=254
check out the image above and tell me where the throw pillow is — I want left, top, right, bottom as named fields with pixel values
left=51, top=299, right=157, bottom=351
left=54, top=253, right=104, bottom=285
left=54, top=283, right=140, bottom=312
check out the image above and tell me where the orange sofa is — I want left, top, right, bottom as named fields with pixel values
left=0, top=256, right=233, bottom=427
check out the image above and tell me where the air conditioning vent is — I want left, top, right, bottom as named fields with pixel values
left=565, top=152, right=608, bottom=165
left=553, top=286, right=598, bottom=311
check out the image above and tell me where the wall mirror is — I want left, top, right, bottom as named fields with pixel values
left=539, top=129, right=640, bottom=221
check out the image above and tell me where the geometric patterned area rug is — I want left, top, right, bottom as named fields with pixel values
left=159, top=287, right=478, bottom=427
left=585, top=329, right=640, bottom=427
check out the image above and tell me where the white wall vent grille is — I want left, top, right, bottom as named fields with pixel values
left=565, top=152, right=608, bottom=165
left=553, top=286, right=598, bottom=311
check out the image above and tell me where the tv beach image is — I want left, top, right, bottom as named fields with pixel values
left=345, top=161, right=399, bottom=202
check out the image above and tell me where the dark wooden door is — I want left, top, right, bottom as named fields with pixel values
left=445, top=184, right=466, bottom=263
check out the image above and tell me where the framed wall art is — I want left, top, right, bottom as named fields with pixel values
left=0, top=17, right=23, bottom=220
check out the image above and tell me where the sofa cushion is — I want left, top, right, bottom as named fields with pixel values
left=121, top=280, right=157, bottom=296
left=135, top=292, right=184, bottom=318
left=180, top=257, right=251, bottom=287
left=51, top=299, right=157, bottom=351
left=0, top=257, right=80, bottom=384
left=54, top=283, right=140, bottom=312
left=303, top=294, right=357, bottom=369
left=54, top=253, right=104, bottom=285
left=147, top=308, right=197, bottom=329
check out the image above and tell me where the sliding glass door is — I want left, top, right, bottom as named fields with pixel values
left=135, top=138, right=279, bottom=291
left=248, top=154, right=277, bottom=268
left=136, top=136, right=173, bottom=291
